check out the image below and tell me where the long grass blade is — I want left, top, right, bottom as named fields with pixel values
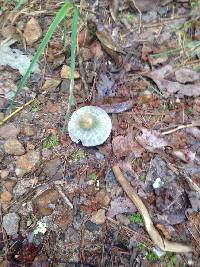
left=8, top=1, right=73, bottom=112
left=61, top=7, right=79, bottom=134
left=69, top=7, right=79, bottom=107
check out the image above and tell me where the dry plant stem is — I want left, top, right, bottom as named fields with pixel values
left=55, top=184, right=73, bottom=209
left=0, top=99, right=34, bottom=126
left=161, top=121, right=200, bottom=135
left=112, top=164, right=193, bottom=253
left=131, top=0, right=142, bottom=33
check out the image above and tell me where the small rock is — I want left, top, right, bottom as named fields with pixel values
left=94, top=189, right=110, bottom=207
left=116, top=214, right=130, bottom=226
left=32, top=189, right=60, bottom=218
left=1, top=191, right=12, bottom=209
left=85, top=220, right=99, bottom=232
left=60, top=79, right=70, bottom=94
left=4, top=138, right=25, bottom=155
left=43, top=157, right=61, bottom=177
left=42, top=78, right=61, bottom=92
left=15, top=151, right=40, bottom=177
left=60, top=65, right=80, bottom=79
left=2, top=212, right=20, bottom=236
left=0, top=112, right=4, bottom=120
left=24, top=17, right=42, bottom=45
left=13, top=179, right=32, bottom=197
left=91, top=209, right=106, bottom=225
left=0, top=123, right=20, bottom=139
left=3, top=178, right=17, bottom=192
left=0, top=170, right=9, bottom=179
left=52, top=55, right=65, bottom=69
left=22, top=125, right=36, bottom=136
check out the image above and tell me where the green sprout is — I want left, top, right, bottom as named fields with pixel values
left=147, top=251, right=160, bottom=262
left=137, top=242, right=146, bottom=251
left=130, top=212, right=144, bottom=224
left=70, top=149, right=85, bottom=162
left=43, top=135, right=60, bottom=149
left=139, top=173, right=146, bottom=182
left=88, top=172, right=97, bottom=181
left=167, top=253, right=177, bottom=267
left=186, top=107, right=193, bottom=115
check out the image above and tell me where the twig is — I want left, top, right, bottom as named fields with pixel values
left=55, top=184, right=73, bottom=209
left=112, top=164, right=193, bottom=253
left=161, top=120, right=200, bottom=135
left=0, top=99, right=34, bottom=126
left=131, top=0, right=142, bottom=33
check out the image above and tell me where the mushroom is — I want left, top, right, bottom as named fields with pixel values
left=68, top=106, right=112, bottom=147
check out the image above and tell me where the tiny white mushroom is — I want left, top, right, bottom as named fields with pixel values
left=68, top=106, right=112, bottom=147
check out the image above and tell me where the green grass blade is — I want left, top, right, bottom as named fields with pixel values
left=8, top=1, right=73, bottom=112
left=69, top=7, right=79, bottom=107
left=61, top=7, right=79, bottom=134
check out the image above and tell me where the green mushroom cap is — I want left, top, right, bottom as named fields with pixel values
left=68, top=106, right=112, bottom=147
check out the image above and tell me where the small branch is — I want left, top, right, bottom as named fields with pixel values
left=55, top=184, right=73, bottom=209
left=0, top=99, right=34, bottom=126
left=112, top=164, right=193, bottom=253
left=161, top=121, right=200, bottom=135
left=131, top=0, right=142, bottom=33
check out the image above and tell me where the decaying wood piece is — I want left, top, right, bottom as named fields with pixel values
left=112, top=164, right=193, bottom=253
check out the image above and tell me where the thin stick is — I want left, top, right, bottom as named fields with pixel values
left=161, top=121, right=200, bottom=135
left=131, top=0, right=142, bottom=33
left=112, top=164, right=192, bottom=253
left=0, top=99, right=34, bottom=126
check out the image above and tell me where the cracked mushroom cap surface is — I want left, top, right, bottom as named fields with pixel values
left=68, top=106, right=112, bottom=147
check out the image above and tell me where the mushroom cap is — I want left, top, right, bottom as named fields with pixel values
left=68, top=106, right=112, bottom=147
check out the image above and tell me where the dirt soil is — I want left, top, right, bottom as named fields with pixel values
left=0, top=0, right=200, bottom=266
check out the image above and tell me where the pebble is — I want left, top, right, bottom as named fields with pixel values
left=22, top=125, right=36, bottom=136
left=116, top=214, right=130, bottom=226
left=43, top=157, right=61, bottom=177
left=85, top=220, right=99, bottom=232
left=0, top=191, right=12, bottom=209
left=0, top=170, right=9, bottom=179
left=13, top=179, right=32, bottom=197
left=3, top=178, right=17, bottom=192
left=42, top=78, right=61, bottom=92
left=2, top=212, right=20, bottom=236
left=23, top=17, right=42, bottom=45
left=0, top=123, right=20, bottom=139
left=60, top=65, right=80, bottom=79
left=91, top=209, right=106, bottom=225
left=4, top=138, right=25, bottom=155
left=15, top=150, right=40, bottom=176
left=94, top=189, right=110, bottom=207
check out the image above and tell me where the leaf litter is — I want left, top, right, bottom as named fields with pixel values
left=0, top=0, right=200, bottom=266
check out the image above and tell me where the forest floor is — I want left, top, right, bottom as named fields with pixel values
left=0, top=0, right=200, bottom=266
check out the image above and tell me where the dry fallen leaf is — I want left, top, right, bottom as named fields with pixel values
left=136, top=128, right=168, bottom=152
left=146, top=65, right=200, bottom=97
left=23, top=17, right=42, bottom=45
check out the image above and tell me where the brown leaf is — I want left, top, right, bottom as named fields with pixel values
left=112, top=130, right=144, bottom=158
left=100, top=100, right=135, bottom=113
left=136, top=128, right=168, bottom=152
left=146, top=65, right=200, bottom=97
left=96, top=29, right=124, bottom=64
